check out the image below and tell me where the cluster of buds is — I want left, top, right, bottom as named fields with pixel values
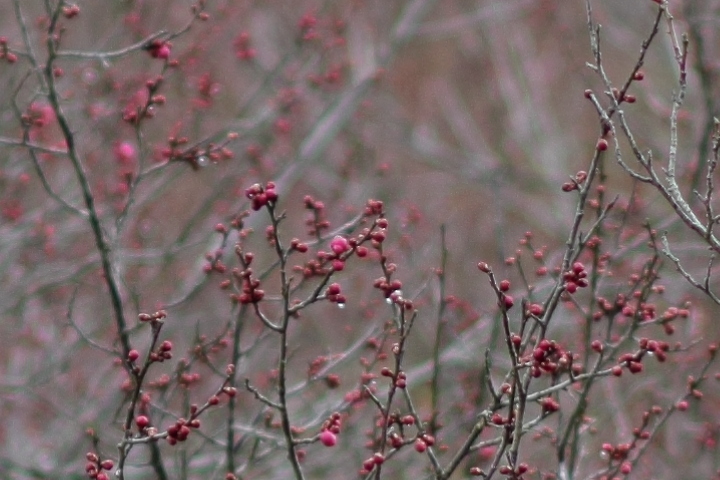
left=303, top=195, right=330, bottom=236
left=294, top=243, right=365, bottom=279
left=293, top=257, right=333, bottom=278
left=0, top=37, right=17, bottom=63
left=594, top=292, right=629, bottom=319
left=230, top=245, right=264, bottom=303
left=330, top=233, right=370, bottom=259
left=298, top=12, right=319, bottom=41
left=539, top=396, right=560, bottom=414
left=613, top=352, right=644, bottom=376
left=384, top=418, right=428, bottom=452
left=123, top=76, right=166, bottom=124
left=621, top=302, right=657, bottom=323
left=208, top=368, right=236, bottom=403
left=356, top=219, right=390, bottom=250
left=203, top=247, right=227, bottom=274
left=380, top=366, right=407, bottom=389
left=658, top=306, right=689, bottom=334
left=614, top=302, right=688, bottom=335
left=378, top=278, right=414, bottom=310
left=611, top=339, right=670, bottom=376
left=292, top=229, right=373, bottom=278
left=179, top=371, right=201, bottom=387
left=85, top=452, right=113, bottom=480
left=325, top=282, right=346, bottom=306
left=161, top=133, right=236, bottom=170
left=363, top=199, right=384, bottom=217
left=476, top=264, right=514, bottom=310
left=127, top=339, right=172, bottom=367
left=382, top=412, right=418, bottom=453
left=498, top=278, right=514, bottom=310
left=360, top=452, right=386, bottom=475
left=290, top=238, right=309, bottom=253
left=166, top=416, right=201, bottom=445
left=601, top=442, right=634, bottom=462
left=563, top=262, right=589, bottom=294
left=245, top=182, right=278, bottom=211
left=637, top=337, right=670, bottom=363
left=498, top=462, right=529, bottom=477
left=373, top=277, right=402, bottom=299
left=593, top=291, right=679, bottom=329
left=528, top=339, right=578, bottom=378
left=138, top=310, right=167, bottom=324
left=319, top=412, right=342, bottom=447
left=233, top=32, right=256, bottom=60
left=386, top=412, right=416, bottom=428
left=600, top=406, right=659, bottom=475
left=220, top=384, right=237, bottom=399
left=610, top=86, right=636, bottom=104
left=151, top=340, right=173, bottom=363
left=413, top=432, right=435, bottom=453
left=21, top=102, right=54, bottom=129
left=307, top=355, right=328, bottom=378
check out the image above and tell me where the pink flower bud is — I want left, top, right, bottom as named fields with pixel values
left=136, top=415, right=150, bottom=428
left=330, top=235, right=350, bottom=255
left=114, top=142, right=137, bottom=165
left=319, top=430, right=337, bottom=447
left=156, top=44, right=171, bottom=59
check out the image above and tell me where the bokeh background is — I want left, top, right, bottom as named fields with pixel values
left=2, top=1, right=720, bottom=478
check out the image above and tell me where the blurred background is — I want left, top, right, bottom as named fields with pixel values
left=1, top=1, right=720, bottom=478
